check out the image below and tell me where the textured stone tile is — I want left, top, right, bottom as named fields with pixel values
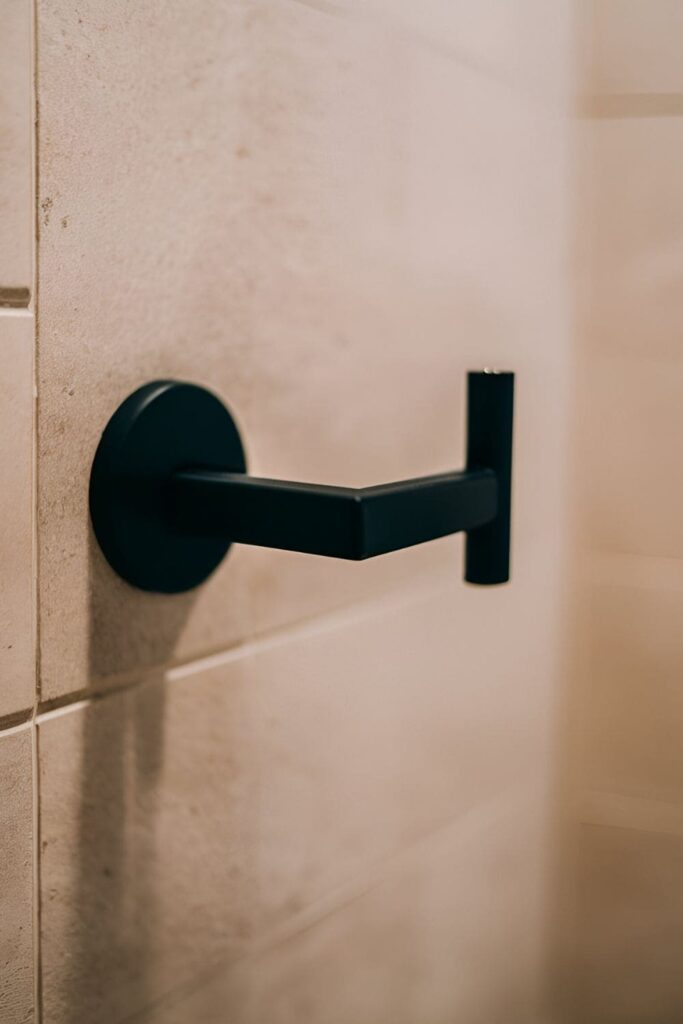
left=0, top=315, right=34, bottom=718
left=0, top=0, right=32, bottom=289
left=0, top=726, right=34, bottom=1024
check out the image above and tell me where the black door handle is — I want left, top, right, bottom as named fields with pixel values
left=89, top=370, right=514, bottom=593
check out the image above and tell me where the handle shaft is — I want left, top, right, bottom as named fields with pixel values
left=171, top=467, right=498, bottom=560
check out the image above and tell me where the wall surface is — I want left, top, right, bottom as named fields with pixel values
left=565, top=2, right=683, bottom=1021
left=2, top=2, right=575, bottom=1022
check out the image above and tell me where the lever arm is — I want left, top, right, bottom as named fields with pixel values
left=171, top=467, right=498, bottom=560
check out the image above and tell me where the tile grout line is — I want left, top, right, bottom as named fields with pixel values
left=0, top=305, right=33, bottom=317
left=36, top=698, right=90, bottom=726
left=31, top=722, right=42, bottom=1024
left=0, top=717, right=33, bottom=738
left=168, top=568, right=455, bottom=681
left=580, top=789, right=683, bottom=839
left=31, top=0, right=42, bottom=1015
left=577, top=91, right=683, bottom=119
left=32, top=565, right=456, bottom=723
left=578, top=548, right=683, bottom=591
left=582, top=549, right=683, bottom=563
left=290, top=0, right=571, bottom=115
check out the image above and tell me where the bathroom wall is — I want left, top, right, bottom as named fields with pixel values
left=565, top=2, right=683, bottom=1020
left=1, top=2, right=576, bottom=1022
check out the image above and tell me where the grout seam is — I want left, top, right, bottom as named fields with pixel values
left=32, top=566, right=456, bottom=721
left=577, top=91, right=683, bottom=120
left=0, top=716, right=33, bottom=738
left=0, top=306, right=33, bottom=318
left=31, top=0, right=42, bottom=1015
left=31, top=720, right=42, bottom=1024
left=0, top=708, right=34, bottom=733
left=578, top=548, right=683, bottom=591
left=580, top=789, right=683, bottom=839
left=289, top=0, right=571, bottom=115
left=0, top=285, right=31, bottom=308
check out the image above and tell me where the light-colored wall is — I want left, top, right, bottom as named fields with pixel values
left=564, top=2, right=683, bottom=1021
left=1, top=3, right=576, bottom=1022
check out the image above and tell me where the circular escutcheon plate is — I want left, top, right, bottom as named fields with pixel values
left=89, top=380, right=247, bottom=593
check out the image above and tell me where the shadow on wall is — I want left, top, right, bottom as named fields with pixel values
left=59, top=534, right=198, bottom=1021
left=87, top=530, right=198, bottom=684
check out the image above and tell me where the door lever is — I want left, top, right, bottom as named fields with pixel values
left=89, top=370, right=513, bottom=593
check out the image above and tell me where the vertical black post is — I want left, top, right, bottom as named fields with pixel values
left=465, top=370, right=514, bottom=585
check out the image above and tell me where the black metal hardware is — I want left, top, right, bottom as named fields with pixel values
left=89, top=371, right=514, bottom=593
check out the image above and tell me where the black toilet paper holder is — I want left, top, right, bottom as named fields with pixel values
left=89, top=370, right=514, bottom=594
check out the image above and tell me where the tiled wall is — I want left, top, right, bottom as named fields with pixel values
left=564, top=2, right=683, bottom=1020
left=1, top=2, right=576, bottom=1022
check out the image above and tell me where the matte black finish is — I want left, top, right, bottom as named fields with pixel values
left=465, top=371, right=514, bottom=585
left=171, top=468, right=497, bottom=560
left=89, top=381, right=246, bottom=593
left=89, top=371, right=514, bottom=593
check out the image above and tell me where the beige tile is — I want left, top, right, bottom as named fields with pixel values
left=141, top=792, right=551, bottom=1024
left=243, top=582, right=558, bottom=934
left=572, top=823, right=683, bottom=1024
left=575, top=569, right=683, bottom=805
left=0, top=0, right=32, bottom=290
left=371, top=0, right=576, bottom=105
left=589, top=0, right=683, bottom=96
left=0, top=315, right=34, bottom=719
left=39, top=579, right=560, bottom=1023
left=578, top=354, right=683, bottom=557
left=35, top=0, right=572, bottom=699
left=38, top=676, right=252, bottom=1024
left=581, top=118, right=683, bottom=363
left=0, top=726, right=35, bottom=1024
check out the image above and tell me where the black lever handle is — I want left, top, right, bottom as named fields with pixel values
left=171, top=467, right=498, bottom=560
left=89, top=370, right=513, bottom=594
